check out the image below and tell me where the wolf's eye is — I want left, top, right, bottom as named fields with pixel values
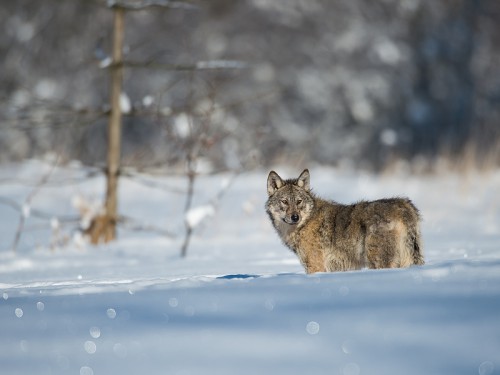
left=281, top=199, right=288, bottom=205
left=296, top=199, right=302, bottom=205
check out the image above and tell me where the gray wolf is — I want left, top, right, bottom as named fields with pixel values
left=265, top=169, right=424, bottom=273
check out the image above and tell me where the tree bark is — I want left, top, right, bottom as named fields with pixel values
left=87, top=7, right=125, bottom=244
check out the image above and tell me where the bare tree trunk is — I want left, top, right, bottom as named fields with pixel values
left=87, top=7, right=125, bottom=244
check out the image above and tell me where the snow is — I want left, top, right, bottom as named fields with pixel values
left=1, top=160, right=500, bottom=375
left=173, top=113, right=191, bottom=139
left=119, top=92, right=132, bottom=114
left=98, top=56, right=112, bottom=69
left=185, top=204, right=215, bottom=229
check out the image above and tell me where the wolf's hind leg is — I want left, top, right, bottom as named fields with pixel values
left=365, top=220, right=403, bottom=269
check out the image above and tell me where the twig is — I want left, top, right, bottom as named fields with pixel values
left=107, top=60, right=248, bottom=71
left=118, top=215, right=176, bottom=237
left=180, top=172, right=238, bottom=257
left=0, top=197, right=80, bottom=223
left=120, top=169, right=187, bottom=194
left=11, top=157, right=60, bottom=252
left=0, top=169, right=101, bottom=187
left=107, top=0, right=198, bottom=10
left=180, top=226, right=193, bottom=258
left=180, top=155, right=197, bottom=257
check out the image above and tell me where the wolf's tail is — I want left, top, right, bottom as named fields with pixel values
left=403, top=199, right=425, bottom=266
left=409, top=223, right=425, bottom=265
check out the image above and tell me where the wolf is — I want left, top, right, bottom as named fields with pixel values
left=265, top=169, right=424, bottom=273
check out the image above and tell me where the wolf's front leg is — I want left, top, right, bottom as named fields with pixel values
left=324, top=252, right=359, bottom=272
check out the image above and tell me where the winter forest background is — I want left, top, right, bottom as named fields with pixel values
left=2, top=2, right=500, bottom=375
left=2, top=0, right=500, bottom=172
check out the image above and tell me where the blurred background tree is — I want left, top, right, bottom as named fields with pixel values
left=1, top=0, right=499, bottom=172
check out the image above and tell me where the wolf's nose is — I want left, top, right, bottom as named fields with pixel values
left=291, top=213, right=299, bottom=223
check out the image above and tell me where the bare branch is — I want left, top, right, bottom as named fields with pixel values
left=105, top=59, right=248, bottom=71
left=107, top=0, right=198, bottom=10
left=11, top=157, right=61, bottom=252
left=180, top=154, right=197, bottom=257
left=120, top=170, right=187, bottom=194
left=0, top=168, right=101, bottom=187
left=118, top=215, right=176, bottom=238
left=0, top=197, right=80, bottom=223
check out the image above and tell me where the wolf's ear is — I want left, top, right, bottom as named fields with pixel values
left=297, top=169, right=310, bottom=191
left=267, top=171, right=283, bottom=196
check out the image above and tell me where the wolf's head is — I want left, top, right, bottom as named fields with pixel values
left=265, top=169, right=315, bottom=229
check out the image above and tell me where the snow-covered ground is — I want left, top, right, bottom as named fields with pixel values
left=1, top=160, right=499, bottom=375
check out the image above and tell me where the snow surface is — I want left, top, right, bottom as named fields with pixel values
left=1, top=161, right=499, bottom=375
